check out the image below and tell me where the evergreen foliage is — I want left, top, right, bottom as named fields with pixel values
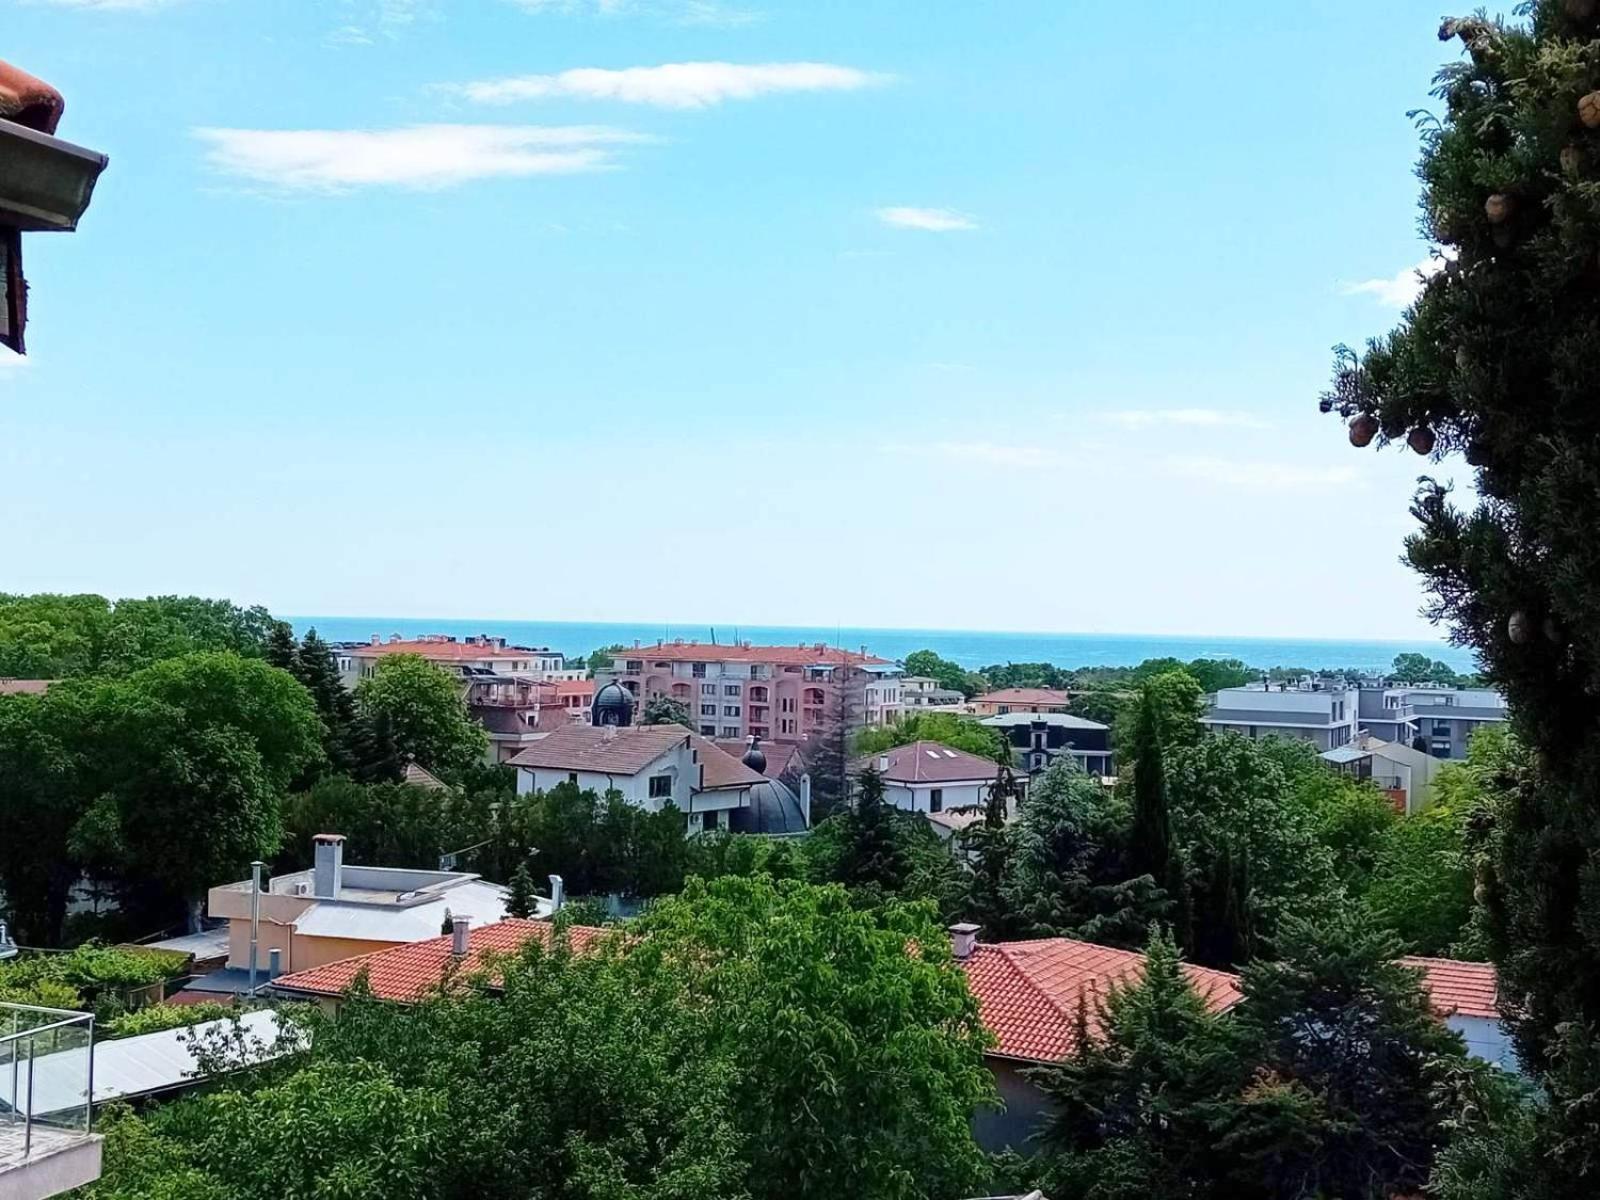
left=639, top=694, right=693, bottom=727
left=506, top=861, right=539, bottom=920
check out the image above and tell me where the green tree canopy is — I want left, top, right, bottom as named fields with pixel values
left=853, top=710, right=1005, bottom=759
left=354, top=653, right=487, bottom=779
left=640, top=694, right=693, bottom=727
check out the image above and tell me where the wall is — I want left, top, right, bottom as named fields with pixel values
left=883, top=780, right=988, bottom=814
left=971, top=1057, right=1052, bottom=1154
left=1449, top=1014, right=1521, bottom=1073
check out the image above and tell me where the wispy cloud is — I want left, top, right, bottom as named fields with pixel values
left=327, top=0, right=437, bottom=45
left=1340, top=255, right=1447, bottom=309
left=1163, top=455, right=1358, bottom=490
left=886, top=440, right=1061, bottom=469
left=505, top=0, right=758, bottom=22
left=30, top=0, right=183, bottom=9
left=192, top=124, right=648, bottom=192
left=452, top=62, right=884, bottom=110
left=876, top=207, right=977, bottom=232
left=1102, top=408, right=1270, bottom=431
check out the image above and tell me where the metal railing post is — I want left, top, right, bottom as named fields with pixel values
left=6, top=1009, right=16, bottom=1127
left=84, top=1014, right=95, bottom=1134
left=22, top=1039, right=33, bottom=1158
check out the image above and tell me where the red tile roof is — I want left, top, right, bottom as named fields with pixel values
left=713, top=739, right=800, bottom=780
left=271, top=918, right=604, bottom=1002
left=975, top=688, right=1074, bottom=706
left=507, top=724, right=691, bottom=775
left=1401, top=955, right=1499, bottom=1020
left=0, top=679, right=54, bottom=696
left=0, top=60, right=64, bottom=135
left=349, top=638, right=553, bottom=663
left=621, top=642, right=888, bottom=666
left=687, top=735, right=768, bottom=790
left=852, top=741, right=1001, bottom=785
left=556, top=679, right=596, bottom=698
left=960, top=938, right=1242, bottom=1063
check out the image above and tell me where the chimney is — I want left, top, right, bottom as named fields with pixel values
left=877, top=754, right=890, bottom=772
left=799, top=773, right=812, bottom=828
left=312, top=833, right=345, bottom=899
left=548, top=874, right=565, bottom=913
left=267, top=947, right=281, bottom=980
left=603, top=724, right=619, bottom=741
left=451, top=914, right=470, bottom=956
left=949, top=922, right=981, bottom=961
left=389, top=633, right=401, bottom=643
left=370, top=634, right=380, bottom=645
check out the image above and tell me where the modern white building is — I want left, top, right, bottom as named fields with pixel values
left=899, top=676, right=967, bottom=711
left=1320, top=735, right=1442, bottom=814
left=1203, top=680, right=1361, bottom=751
left=509, top=724, right=773, bottom=836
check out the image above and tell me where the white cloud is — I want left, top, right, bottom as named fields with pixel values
left=1103, top=408, right=1270, bottom=431
left=328, top=0, right=437, bottom=45
left=1163, top=455, right=1358, bottom=490
left=192, top=124, right=647, bottom=192
left=876, top=207, right=977, bottom=232
left=453, top=62, right=883, bottom=110
left=1341, top=255, right=1448, bottom=309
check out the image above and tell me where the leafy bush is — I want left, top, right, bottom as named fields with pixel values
left=102, top=1002, right=237, bottom=1040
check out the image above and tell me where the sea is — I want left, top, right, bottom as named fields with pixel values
left=287, top=616, right=1478, bottom=677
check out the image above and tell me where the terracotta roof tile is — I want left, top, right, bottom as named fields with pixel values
left=507, top=724, right=690, bottom=775
left=960, top=938, right=1242, bottom=1063
left=0, top=60, right=64, bottom=134
left=1401, top=955, right=1499, bottom=1020
left=271, top=918, right=603, bottom=1002
left=714, top=740, right=799, bottom=779
left=975, top=688, right=1074, bottom=706
left=687, top=734, right=767, bottom=790
left=852, top=741, right=1001, bottom=785
left=349, top=639, right=555, bottom=663
left=556, top=679, right=596, bottom=698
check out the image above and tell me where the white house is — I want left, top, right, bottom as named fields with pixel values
left=851, top=741, right=1004, bottom=816
left=1204, top=680, right=1361, bottom=751
left=1321, top=735, right=1442, bottom=814
left=508, top=724, right=769, bottom=835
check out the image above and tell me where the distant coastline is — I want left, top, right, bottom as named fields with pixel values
left=288, top=616, right=1476, bottom=677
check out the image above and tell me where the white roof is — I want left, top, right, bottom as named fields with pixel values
left=291, top=878, right=517, bottom=942
left=21, top=1009, right=294, bottom=1116
left=145, top=927, right=231, bottom=958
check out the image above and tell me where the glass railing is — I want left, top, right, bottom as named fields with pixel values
left=0, top=1003, right=94, bottom=1167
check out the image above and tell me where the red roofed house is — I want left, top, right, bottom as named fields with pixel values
left=851, top=741, right=1012, bottom=819
left=601, top=640, right=902, bottom=744
left=508, top=723, right=804, bottom=835
left=950, top=924, right=1242, bottom=1151
left=269, top=916, right=604, bottom=1013
left=1402, top=955, right=1515, bottom=1071
left=970, top=688, right=1074, bottom=717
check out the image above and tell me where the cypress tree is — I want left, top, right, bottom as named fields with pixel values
left=1322, top=5, right=1600, bottom=1183
left=264, top=620, right=298, bottom=672
left=1128, top=685, right=1176, bottom=898
left=506, top=861, right=538, bottom=919
left=296, top=627, right=359, bottom=776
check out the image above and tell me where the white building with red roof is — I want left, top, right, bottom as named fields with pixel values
left=602, top=640, right=901, bottom=744
left=851, top=741, right=1007, bottom=818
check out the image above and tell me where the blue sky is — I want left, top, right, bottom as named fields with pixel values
left=1, top=0, right=1465, bottom=639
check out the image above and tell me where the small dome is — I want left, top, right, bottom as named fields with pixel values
left=592, top=681, right=634, bottom=727
left=741, top=735, right=766, bottom=774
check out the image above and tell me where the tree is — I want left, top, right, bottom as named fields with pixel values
left=903, top=648, right=979, bottom=696
left=1112, top=669, right=1204, bottom=756
left=795, top=665, right=865, bottom=821
left=354, top=654, right=487, bottom=780
left=505, top=862, right=538, bottom=920
left=1069, top=688, right=1125, bottom=726
left=1004, top=760, right=1167, bottom=947
left=0, top=592, right=109, bottom=678
left=834, top=765, right=905, bottom=892
left=1320, top=8, right=1600, bottom=1158
left=639, top=694, right=693, bottom=727
left=1164, top=734, right=1337, bottom=968
left=98, top=596, right=276, bottom=674
left=584, top=643, right=625, bottom=677
left=853, top=710, right=1005, bottom=759
left=1182, top=657, right=1252, bottom=693
left=0, top=687, right=92, bottom=943
left=1225, top=910, right=1466, bottom=1200
left=1255, top=736, right=1399, bottom=897
left=263, top=621, right=297, bottom=672
left=293, top=628, right=359, bottom=777
left=1033, top=929, right=1242, bottom=1200
left=1127, top=684, right=1178, bottom=903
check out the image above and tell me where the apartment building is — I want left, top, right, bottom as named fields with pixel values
left=602, top=640, right=899, bottom=743
left=982, top=713, right=1114, bottom=777
left=1395, top=686, right=1508, bottom=759
left=970, top=688, right=1073, bottom=716
left=1202, top=680, right=1360, bottom=751
left=335, top=634, right=567, bottom=686
left=900, top=675, right=968, bottom=710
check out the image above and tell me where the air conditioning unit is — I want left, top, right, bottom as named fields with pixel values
left=293, top=881, right=310, bottom=896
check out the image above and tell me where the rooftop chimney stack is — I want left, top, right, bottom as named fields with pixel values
left=451, top=914, right=470, bottom=956
left=949, top=922, right=981, bottom=961
left=267, top=947, right=281, bottom=980
left=548, top=874, right=565, bottom=913
left=877, top=754, right=890, bottom=773
left=312, top=833, right=345, bottom=899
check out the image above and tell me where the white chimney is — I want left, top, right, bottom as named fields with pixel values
left=949, top=922, right=981, bottom=961
left=548, top=874, right=565, bottom=913
left=267, top=947, right=281, bottom=980
left=877, top=754, right=890, bottom=773
left=799, top=773, right=812, bottom=828
left=451, top=914, right=470, bottom=956
left=312, top=833, right=345, bottom=899
left=603, top=724, right=619, bottom=741
left=370, top=634, right=380, bottom=645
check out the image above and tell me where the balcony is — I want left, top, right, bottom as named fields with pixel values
left=1, top=1004, right=100, bottom=1200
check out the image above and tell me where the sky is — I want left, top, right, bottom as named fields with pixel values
left=1, top=0, right=1468, bottom=639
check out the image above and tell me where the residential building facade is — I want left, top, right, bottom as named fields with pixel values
left=849, top=742, right=1006, bottom=817
left=899, top=675, right=967, bottom=710
left=601, top=641, right=896, bottom=744
left=1393, top=686, right=1508, bottom=759
left=982, top=712, right=1113, bottom=777
left=1202, top=680, right=1360, bottom=751
left=970, top=688, right=1074, bottom=716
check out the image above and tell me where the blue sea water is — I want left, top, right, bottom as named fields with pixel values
left=288, top=616, right=1477, bottom=677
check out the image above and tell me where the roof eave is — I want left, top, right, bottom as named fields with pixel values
left=0, top=117, right=108, bottom=232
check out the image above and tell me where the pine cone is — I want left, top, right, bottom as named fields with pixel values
left=1580, top=91, right=1600, bottom=129
left=1348, top=415, right=1379, bottom=448
left=1408, top=426, right=1437, bottom=456
left=1485, top=193, right=1514, bottom=224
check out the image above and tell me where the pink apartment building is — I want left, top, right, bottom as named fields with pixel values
left=604, top=641, right=903, bottom=744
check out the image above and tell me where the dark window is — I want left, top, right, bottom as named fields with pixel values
left=701, top=704, right=716, bottom=716
left=724, top=705, right=741, bottom=717
left=702, top=809, right=720, bottom=832
left=692, top=663, right=706, bottom=677
left=568, top=772, right=579, bottom=784
left=700, top=724, right=716, bottom=736
left=930, top=788, right=943, bottom=813
left=724, top=684, right=740, bottom=696
left=649, top=774, right=673, bottom=799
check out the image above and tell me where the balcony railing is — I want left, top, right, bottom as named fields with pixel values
left=1, top=1003, right=95, bottom=1173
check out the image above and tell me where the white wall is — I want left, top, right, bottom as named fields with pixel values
left=1449, top=1014, right=1520, bottom=1073
left=883, top=780, right=988, bottom=814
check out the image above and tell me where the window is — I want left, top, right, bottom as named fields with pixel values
left=721, top=726, right=740, bottom=738
left=724, top=705, right=741, bottom=717
left=930, top=788, right=943, bottom=813
left=700, top=724, right=716, bottom=735
left=626, top=660, right=642, bottom=673
left=780, top=718, right=795, bottom=734
left=724, top=684, right=740, bottom=696
left=702, top=809, right=720, bottom=833
left=692, top=663, right=706, bottom=678
left=701, top=704, right=717, bottom=716
left=780, top=697, right=795, bottom=713
left=1433, top=719, right=1451, bottom=736
left=649, top=774, right=673, bottom=799
left=568, top=772, right=579, bottom=784
left=750, top=666, right=767, bottom=679
left=701, top=683, right=716, bottom=696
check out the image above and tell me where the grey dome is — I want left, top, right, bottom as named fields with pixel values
left=592, top=681, right=634, bottom=727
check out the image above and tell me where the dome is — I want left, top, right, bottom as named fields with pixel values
left=592, top=681, right=634, bottom=727
left=741, top=735, right=767, bottom=774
